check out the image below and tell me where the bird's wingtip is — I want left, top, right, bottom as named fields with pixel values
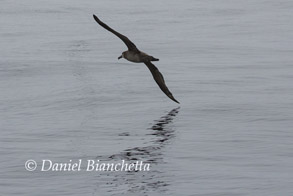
left=170, top=96, right=180, bottom=104
left=93, top=14, right=99, bottom=21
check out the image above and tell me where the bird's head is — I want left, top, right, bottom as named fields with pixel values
left=118, top=51, right=126, bottom=60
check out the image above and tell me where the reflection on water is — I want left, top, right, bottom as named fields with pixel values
left=148, top=107, right=180, bottom=145
left=95, top=107, right=180, bottom=195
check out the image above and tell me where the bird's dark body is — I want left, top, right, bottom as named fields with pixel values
left=123, top=51, right=159, bottom=63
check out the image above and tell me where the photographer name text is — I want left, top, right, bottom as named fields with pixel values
left=25, top=159, right=150, bottom=172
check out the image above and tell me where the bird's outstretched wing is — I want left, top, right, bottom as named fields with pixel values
left=144, top=62, right=179, bottom=104
left=93, top=15, right=139, bottom=52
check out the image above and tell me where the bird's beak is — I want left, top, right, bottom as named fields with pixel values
left=118, top=55, right=122, bottom=60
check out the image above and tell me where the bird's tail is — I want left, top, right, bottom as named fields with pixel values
left=151, top=57, right=159, bottom=61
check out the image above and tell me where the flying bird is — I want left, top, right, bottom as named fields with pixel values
left=93, top=14, right=179, bottom=104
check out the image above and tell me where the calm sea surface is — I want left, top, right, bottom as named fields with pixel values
left=1, top=0, right=293, bottom=195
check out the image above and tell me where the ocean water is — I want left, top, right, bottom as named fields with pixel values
left=1, top=0, right=293, bottom=195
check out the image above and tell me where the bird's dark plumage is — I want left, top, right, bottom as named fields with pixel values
left=144, top=61, right=179, bottom=104
left=93, top=14, right=179, bottom=104
left=93, top=15, right=138, bottom=52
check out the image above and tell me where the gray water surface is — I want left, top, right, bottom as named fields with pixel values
left=1, top=0, right=293, bottom=195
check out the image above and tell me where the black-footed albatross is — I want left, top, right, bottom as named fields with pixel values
left=93, top=14, right=179, bottom=104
